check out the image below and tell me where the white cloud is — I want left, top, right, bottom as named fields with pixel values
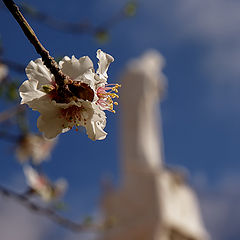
left=171, top=0, right=240, bottom=83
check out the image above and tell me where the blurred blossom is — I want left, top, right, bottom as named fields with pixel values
left=124, top=1, right=137, bottom=17
left=95, top=30, right=109, bottom=44
left=19, top=49, right=120, bottom=140
left=0, top=63, right=8, bottom=83
left=15, top=134, right=57, bottom=165
left=24, top=165, right=67, bottom=202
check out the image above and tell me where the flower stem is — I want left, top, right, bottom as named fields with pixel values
left=2, top=0, right=69, bottom=87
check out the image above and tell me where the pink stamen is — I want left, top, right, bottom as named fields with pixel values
left=96, top=84, right=120, bottom=112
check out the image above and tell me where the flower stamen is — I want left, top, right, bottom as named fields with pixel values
left=60, top=106, right=86, bottom=130
left=96, top=84, right=121, bottom=113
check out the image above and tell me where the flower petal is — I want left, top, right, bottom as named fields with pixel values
left=19, top=79, right=46, bottom=104
left=32, top=99, right=68, bottom=139
left=96, top=49, right=114, bottom=81
left=59, top=55, right=94, bottom=80
left=86, top=104, right=107, bottom=140
left=37, top=113, right=69, bottom=139
left=26, top=59, right=52, bottom=86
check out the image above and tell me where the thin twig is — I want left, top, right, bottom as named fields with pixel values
left=0, top=184, right=97, bottom=232
left=0, top=1, right=135, bottom=36
left=18, top=2, right=130, bottom=35
left=0, top=130, right=19, bottom=142
left=0, top=104, right=25, bottom=121
left=0, top=59, right=25, bottom=73
left=1, top=0, right=69, bottom=87
left=0, top=104, right=25, bottom=123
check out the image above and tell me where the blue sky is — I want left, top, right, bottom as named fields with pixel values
left=0, top=0, right=240, bottom=239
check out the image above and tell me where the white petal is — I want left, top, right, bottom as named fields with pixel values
left=25, top=95, right=51, bottom=112
left=96, top=49, right=114, bottom=81
left=23, top=165, right=40, bottom=188
left=78, top=70, right=97, bottom=90
left=19, top=59, right=53, bottom=105
left=26, top=59, right=52, bottom=86
left=19, top=79, right=46, bottom=104
left=59, top=55, right=94, bottom=80
left=86, top=104, right=107, bottom=140
left=37, top=111, right=68, bottom=139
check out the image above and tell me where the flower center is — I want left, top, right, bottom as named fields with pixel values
left=60, top=105, right=86, bottom=130
left=96, top=84, right=121, bottom=113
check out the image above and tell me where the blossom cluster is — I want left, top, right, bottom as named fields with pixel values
left=19, top=49, right=120, bottom=140
left=16, top=133, right=57, bottom=165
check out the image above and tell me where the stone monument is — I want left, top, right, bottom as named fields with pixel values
left=100, top=50, right=209, bottom=240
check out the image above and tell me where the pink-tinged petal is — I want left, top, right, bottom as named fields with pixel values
left=59, top=55, right=94, bottom=80
left=96, top=49, right=114, bottom=81
left=26, top=59, right=52, bottom=86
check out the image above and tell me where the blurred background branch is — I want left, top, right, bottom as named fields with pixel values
left=0, top=184, right=98, bottom=232
left=0, top=1, right=137, bottom=41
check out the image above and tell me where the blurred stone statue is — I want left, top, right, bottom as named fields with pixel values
left=100, top=51, right=209, bottom=240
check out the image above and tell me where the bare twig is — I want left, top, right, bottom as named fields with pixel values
left=0, top=1, right=135, bottom=36
left=0, top=130, right=19, bottom=142
left=1, top=0, right=69, bottom=87
left=0, top=59, right=25, bottom=73
left=0, top=184, right=97, bottom=232
left=0, top=104, right=25, bottom=123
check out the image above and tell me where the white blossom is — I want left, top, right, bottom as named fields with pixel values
left=24, top=165, right=67, bottom=202
left=15, top=134, right=57, bottom=165
left=19, top=50, right=120, bottom=140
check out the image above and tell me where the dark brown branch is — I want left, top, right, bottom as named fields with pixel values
left=0, top=184, right=97, bottom=232
left=1, top=0, right=69, bottom=87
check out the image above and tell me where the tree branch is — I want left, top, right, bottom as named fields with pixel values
left=0, top=184, right=97, bottom=232
left=1, top=0, right=69, bottom=87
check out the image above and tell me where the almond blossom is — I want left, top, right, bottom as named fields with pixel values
left=16, top=134, right=57, bottom=165
left=19, top=49, right=120, bottom=140
left=24, top=165, right=67, bottom=202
